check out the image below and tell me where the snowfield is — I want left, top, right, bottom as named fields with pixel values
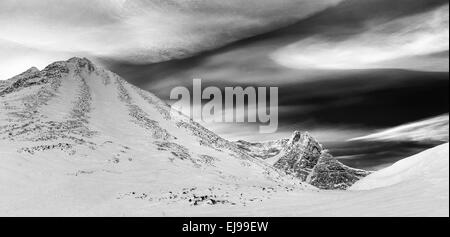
left=0, top=58, right=447, bottom=217
left=352, top=143, right=449, bottom=191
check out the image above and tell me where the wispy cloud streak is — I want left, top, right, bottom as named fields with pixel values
left=272, top=4, right=449, bottom=71
left=0, top=0, right=342, bottom=79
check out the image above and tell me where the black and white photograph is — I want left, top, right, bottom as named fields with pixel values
left=0, top=0, right=448, bottom=221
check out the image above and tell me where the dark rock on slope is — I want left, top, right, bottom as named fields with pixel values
left=309, top=152, right=370, bottom=190
left=274, top=132, right=323, bottom=181
left=235, top=139, right=287, bottom=159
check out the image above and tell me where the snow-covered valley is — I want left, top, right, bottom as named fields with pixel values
left=0, top=58, right=448, bottom=216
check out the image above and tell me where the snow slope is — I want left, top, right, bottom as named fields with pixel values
left=164, top=144, right=448, bottom=217
left=351, top=143, right=449, bottom=191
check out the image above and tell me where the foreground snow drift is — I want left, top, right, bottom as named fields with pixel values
left=351, top=143, right=449, bottom=191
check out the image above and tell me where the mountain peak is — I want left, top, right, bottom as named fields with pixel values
left=287, top=131, right=321, bottom=151
left=26, top=66, right=40, bottom=74
left=65, top=57, right=97, bottom=73
left=1, top=66, right=44, bottom=96
left=67, top=57, right=94, bottom=66
left=0, top=57, right=100, bottom=98
left=235, top=130, right=370, bottom=190
left=38, top=57, right=97, bottom=76
left=7, top=66, right=40, bottom=81
left=273, top=130, right=371, bottom=189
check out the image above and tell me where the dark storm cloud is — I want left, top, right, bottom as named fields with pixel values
left=260, top=0, right=449, bottom=39
left=327, top=140, right=440, bottom=170
left=276, top=70, right=449, bottom=128
left=106, top=57, right=449, bottom=130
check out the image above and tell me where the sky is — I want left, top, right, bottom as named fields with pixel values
left=100, top=0, right=449, bottom=143
left=0, top=0, right=342, bottom=80
left=1, top=0, right=448, bottom=152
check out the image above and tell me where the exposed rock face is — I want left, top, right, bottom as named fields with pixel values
left=0, top=67, right=43, bottom=96
left=239, top=131, right=371, bottom=190
left=274, top=132, right=323, bottom=181
left=309, top=152, right=370, bottom=190
left=235, top=139, right=287, bottom=159
left=0, top=81, right=8, bottom=92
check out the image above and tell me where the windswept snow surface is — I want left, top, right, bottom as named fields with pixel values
left=351, top=143, right=449, bottom=190
left=0, top=58, right=447, bottom=216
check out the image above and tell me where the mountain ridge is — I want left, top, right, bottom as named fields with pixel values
left=0, top=57, right=367, bottom=191
left=237, top=131, right=370, bottom=189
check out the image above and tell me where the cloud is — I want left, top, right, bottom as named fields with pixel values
left=271, top=4, right=449, bottom=71
left=350, top=114, right=449, bottom=143
left=0, top=0, right=342, bottom=79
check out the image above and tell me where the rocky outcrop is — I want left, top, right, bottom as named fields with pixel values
left=240, top=131, right=371, bottom=190
left=273, top=132, right=323, bottom=181
left=235, top=139, right=287, bottom=160
left=0, top=67, right=42, bottom=96
left=309, top=152, right=370, bottom=190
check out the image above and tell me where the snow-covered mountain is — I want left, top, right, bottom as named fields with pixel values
left=237, top=131, right=370, bottom=189
left=0, top=57, right=366, bottom=188
left=0, top=58, right=447, bottom=216
left=0, top=58, right=300, bottom=215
